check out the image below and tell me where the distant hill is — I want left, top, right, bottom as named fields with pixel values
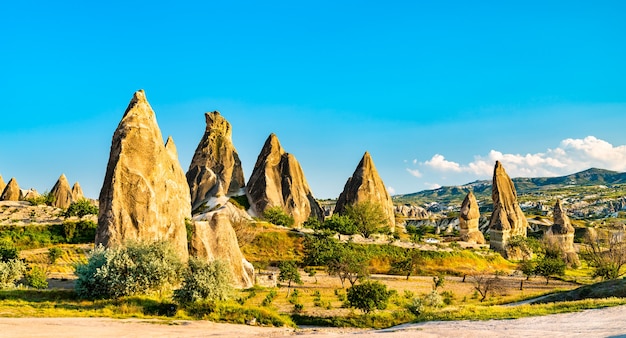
left=393, top=168, right=626, bottom=207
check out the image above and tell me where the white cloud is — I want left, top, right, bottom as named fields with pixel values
left=387, top=186, right=396, bottom=194
left=406, top=168, right=422, bottom=178
left=425, top=182, right=441, bottom=189
left=422, top=136, right=626, bottom=179
left=412, top=159, right=418, bottom=165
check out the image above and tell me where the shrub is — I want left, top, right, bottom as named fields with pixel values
left=321, top=214, right=357, bottom=235
left=406, top=297, right=424, bottom=316
left=263, top=207, right=294, bottom=227
left=173, top=259, right=233, bottom=304
left=26, top=266, right=48, bottom=289
left=25, top=191, right=55, bottom=206
left=423, top=290, right=444, bottom=308
left=347, top=281, right=391, bottom=314
left=0, top=259, right=26, bottom=288
left=261, top=290, right=278, bottom=307
left=74, top=241, right=183, bottom=299
left=63, top=199, right=98, bottom=217
left=344, top=201, right=390, bottom=238
left=278, top=260, right=302, bottom=297
left=48, top=247, right=63, bottom=264
left=62, top=220, right=97, bottom=243
left=0, top=241, right=19, bottom=262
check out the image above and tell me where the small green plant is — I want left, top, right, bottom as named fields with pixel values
left=48, top=247, right=63, bottom=264
left=261, top=290, right=278, bottom=307
left=263, top=207, right=295, bottom=227
left=406, top=297, right=424, bottom=316
left=25, top=191, right=55, bottom=206
left=26, top=266, right=48, bottom=289
left=63, top=199, right=98, bottom=217
left=293, top=302, right=304, bottom=313
left=173, top=259, right=233, bottom=304
left=346, top=281, right=392, bottom=314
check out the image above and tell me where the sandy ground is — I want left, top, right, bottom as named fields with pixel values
left=1, top=305, right=626, bottom=338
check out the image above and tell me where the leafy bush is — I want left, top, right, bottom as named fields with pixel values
left=320, top=214, right=357, bottom=235
left=263, top=207, right=294, bottom=227
left=26, top=266, right=48, bottom=289
left=0, top=259, right=26, bottom=288
left=62, top=220, right=97, bottom=243
left=63, top=199, right=98, bottom=217
left=74, top=241, right=183, bottom=299
left=344, top=201, right=390, bottom=238
left=173, top=259, right=233, bottom=304
left=0, top=241, right=19, bottom=262
left=48, top=247, right=63, bottom=264
left=347, top=281, right=391, bottom=314
left=25, top=191, right=55, bottom=206
left=261, top=289, right=278, bottom=307
left=406, top=297, right=424, bottom=316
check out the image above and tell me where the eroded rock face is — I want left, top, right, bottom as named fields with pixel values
left=246, top=133, right=323, bottom=227
left=0, top=175, right=5, bottom=193
left=459, top=192, right=485, bottom=244
left=51, top=174, right=73, bottom=209
left=395, top=204, right=430, bottom=219
left=71, top=182, right=84, bottom=201
left=22, top=189, right=40, bottom=200
left=186, top=111, right=246, bottom=212
left=489, top=161, right=528, bottom=258
left=96, top=90, right=190, bottom=261
left=546, top=199, right=579, bottom=265
left=1, top=178, right=22, bottom=201
left=334, top=152, right=395, bottom=230
left=191, top=201, right=255, bottom=288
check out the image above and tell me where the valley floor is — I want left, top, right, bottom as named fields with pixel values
left=1, top=305, right=625, bottom=338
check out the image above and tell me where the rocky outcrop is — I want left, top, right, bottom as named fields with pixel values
left=22, top=189, right=40, bottom=200
left=0, top=175, right=5, bottom=193
left=546, top=199, right=579, bottom=266
left=489, top=161, right=529, bottom=258
left=334, top=152, right=395, bottom=230
left=1, top=178, right=22, bottom=201
left=72, top=182, right=84, bottom=201
left=96, top=90, right=190, bottom=261
left=191, top=200, right=255, bottom=288
left=51, top=174, right=73, bottom=209
left=186, top=111, right=246, bottom=211
left=246, top=133, right=323, bottom=227
left=395, top=204, right=430, bottom=219
left=459, top=192, right=485, bottom=244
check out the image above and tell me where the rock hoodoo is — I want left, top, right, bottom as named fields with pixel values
left=246, top=133, right=323, bottom=227
left=71, top=182, right=84, bottom=201
left=1, top=178, right=22, bottom=201
left=546, top=199, right=579, bottom=265
left=0, top=175, right=5, bottom=193
left=459, top=191, right=485, bottom=244
left=50, top=174, right=73, bottom=209
left=334, top=152, right=395, bottom=230
left=95, top=90, right=190, bottom=261
left=22, top=189, right=40, bottom=200
left=489, top=161, right=528, bottom=257
left=395, top=204, right=430, bottom=219
left=186, top=111, right=246, bottom=211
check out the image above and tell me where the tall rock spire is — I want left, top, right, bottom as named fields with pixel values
left=186, top=111, right=246, bottom=211
left=334, top=152, right=395, bottom=231
left=459, top=191, right=485, bottom=244
left=246, top=133, right=323, bottom=227
left=546, top=199, right=579, bottom=265
left=96, top=90, right=190, bottom=261
left=1, top=177, right=21, bottom=201
left=51, top=174, right=73, bottom=209
left=71, top=182, right=84, bottom=201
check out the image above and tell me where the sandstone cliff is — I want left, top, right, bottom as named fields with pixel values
left=334, top=152, right=395, bottom=230
left=546, top=199, right=579, bottom=265
left=51, top=174, right=73, bottom=209
left=246, top=133, right=323, bottom=227
left=71, top=182, right=84, bottom=201
left=459, top=191, right=485, bottom=244
left=96, top=90, right=190, bottom=261
left=489, top=161, right=528, bottom=258
left=1, top=178, right=22, bottom=201
left=186, top=111, right=246, bottom=212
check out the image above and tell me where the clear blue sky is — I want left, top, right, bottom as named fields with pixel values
left=1, top=1, right=625, bottom=199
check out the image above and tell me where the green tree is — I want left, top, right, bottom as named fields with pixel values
left=63, top=199, right=98, bottom=217
left=173, top=258, right=233, bottom=304
left=278, top=261, right=302, bottom=297
left=303, top=230, right=342, bottom=267
left=534, top=257, right=566, bottom=285
left=263, top=206, right=295, bottom=227
left=344, top=201, right=390, bottom=238
left=321, top=214, right=357, bottom=235
left=48, top=247, right=63, bottom=264
left=327, top=245, right=369, bottom=288
left=582, top=231, right=626, bottom=280
left=406, top=225, right=426, bottom=243
left=391, top=250, right=423, bottom=280
left=347, top=281, right=391, bottom=314
left=26, top=266, right=48, bottom=289
left=518, top=259, right=535, bottom=281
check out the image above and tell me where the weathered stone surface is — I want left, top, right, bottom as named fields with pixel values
left=71, top=182, right=84, bottom=201
left=0, top=175, right=5, bottom=193
left=191, top=200, right=255, bottom=288
left=246, top=133, right=323, bottom=227
left=459, top=192, right=485, bottom=244
left=334, top=152, right=395, bottom=230
left=186, top=111, right=246, bottom=212
left=546, top=199, right=579, bottom=265
left=489, top=161, right=528, bottom=258
left=1, top=178, right=22, bottom=201
left=395, top=204, right=430, bottom=219
left=96, top=90, right=190, bottom=261
left=51, top=174, right=73, bottom=209
left=22, top=189, right=40, bottom=200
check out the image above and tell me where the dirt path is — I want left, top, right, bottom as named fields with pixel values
left=1, top=305, right=625, bottom=337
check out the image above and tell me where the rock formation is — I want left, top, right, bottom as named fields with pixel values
left=71, top=182, right=84, bottom=201
left=546, top=199, right=579, bottom=266
left=246, top=133, right=323, bottom=227
left=459, top=192, right=485, bottom=244
left=50, top=174, right=73, bottom=209
left=96, top=90, right=190, bottom=261
left=186, top=111, right=246, bottom=212
left=191, top=200, right=255, bottom=288
left=22, top=189, right=40, bottom=200
left=489, top=161, right=529, bottom=258
left=1, top=178, right=22, bottom=201
left=395, top=204, right=430, bottom=219
left=334, top=152, right=395, bottom=231
left=0, top=175, right=5, bottom=193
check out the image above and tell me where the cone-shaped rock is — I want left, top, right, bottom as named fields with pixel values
left=459, top=192, right=485, bottom=244
left=546, top=199, right=579, bottom=265
left=96, top=90, right=190, bottom=261
left=246, top=133, right=323, bottom=227
left=51, top=174, right=73, bottom=209
left=0, top=175, right=5, bottom=193
left=489, top=161, right=528, bottom=257
left=191, top=202, right=255, bottom=288
left=187, top=111, right=246, bottom=211
left=23, top=189, right=40, bottom=200
left=1, top=178, right=22, bottom=201
left=334, top=152, right=395, bottom=230
left=71, top=182, right=84, bottom=201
